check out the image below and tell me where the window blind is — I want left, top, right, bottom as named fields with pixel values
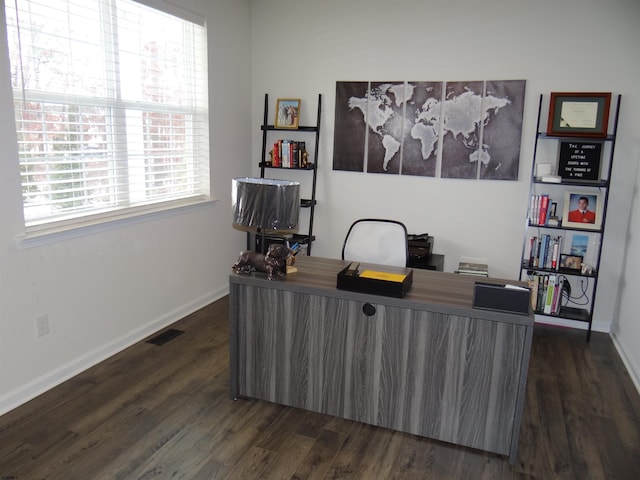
left=5, top=0, right=209, bottom=229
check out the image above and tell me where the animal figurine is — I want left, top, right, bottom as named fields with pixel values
left=232, top=244, right=293, bottom=280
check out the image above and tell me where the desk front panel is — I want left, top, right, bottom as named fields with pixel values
left=231, top=281, right=529, bottom=457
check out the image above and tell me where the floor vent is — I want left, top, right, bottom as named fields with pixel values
left=146, top=328, right=185, bottom=346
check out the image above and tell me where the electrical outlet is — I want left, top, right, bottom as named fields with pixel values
left=35, top=313, right=50, bottom=337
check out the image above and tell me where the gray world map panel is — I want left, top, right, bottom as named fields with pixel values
left=481, top=80, right=526, bottom=180
left=402, top=81, right=442, bottom=177
left=333, top=81, right=369, bottom=172
left=366, top=81, right=404, bottom=175
left=441, top=81, right=485, bottom=179
left=332, top=79, right=526, bottom=181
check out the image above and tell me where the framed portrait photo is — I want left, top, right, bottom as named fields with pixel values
left=547, top=92, right=611, bottom=138
left=275, top=98, right=301, bottom=129
left=562, top=191, right=603, bottom=230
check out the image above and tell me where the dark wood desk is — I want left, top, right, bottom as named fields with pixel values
left=229, top=256, right=533, bottom=464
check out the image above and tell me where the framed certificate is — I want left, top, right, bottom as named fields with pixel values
left=547, top=92, right=611, bottom=138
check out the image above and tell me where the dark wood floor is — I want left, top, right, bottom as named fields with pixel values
left=1, top=296, right=639, bottom=479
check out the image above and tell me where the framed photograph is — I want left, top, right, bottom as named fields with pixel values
left=275, top=98, right=301, bottom=129
left=570, top=234, right=589, bottom=257
left=547, top=92, right=611, bottom=138
left=562, top=191, right=603, bottom=230
left=560, top=254, right=583, bottom=272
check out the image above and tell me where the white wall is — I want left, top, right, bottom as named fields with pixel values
left=251, top=0, right=640, bottom=371
left=611, top=159, right=640, bottom=391
left=1, top=0, right=639, bottom=416
left=0, top=0, right=252, bottom=414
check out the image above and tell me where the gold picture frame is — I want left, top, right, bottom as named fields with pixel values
left=275, top=98, right=301, bottom=129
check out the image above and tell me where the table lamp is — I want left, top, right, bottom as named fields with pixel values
left=232, top=177, right=300, bottom=253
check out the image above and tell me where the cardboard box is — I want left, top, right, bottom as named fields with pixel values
left=337, top=263, right=413, bottom=298
left=472, top=282, right=531, bottom=315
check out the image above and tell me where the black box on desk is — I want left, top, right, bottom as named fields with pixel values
left=472, top=282, right=531, bottom=315
left=337, top=263, right=413, bottom=298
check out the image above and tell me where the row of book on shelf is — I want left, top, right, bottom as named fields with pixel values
left=530, top=273, right=566, bottom=315
left=528, top=234, right=563, bottom=270
left=268, top=140, right=309, bottom=168
left=529, top=194, right=558, bottom=226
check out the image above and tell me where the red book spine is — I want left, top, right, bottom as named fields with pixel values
left=538, top=195, right=549, bottom=225
left=273, top=142, right=279, bottom=167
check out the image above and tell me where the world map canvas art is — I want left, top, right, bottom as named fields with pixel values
left=332, top=80, right=526, bottom=180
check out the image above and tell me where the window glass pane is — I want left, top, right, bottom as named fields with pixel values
left=17, top=100, right=116, bottom=220
left=117, top=0, right=199, bottom=106
left=5, top=0, right=209, bottom=228
left=8, top=1, right=108, bottom=97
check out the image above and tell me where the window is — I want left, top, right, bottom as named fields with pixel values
left=5, top=0, right=209, bottom=231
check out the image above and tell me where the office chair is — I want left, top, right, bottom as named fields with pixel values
left=342, top=218, right=409, bottom=267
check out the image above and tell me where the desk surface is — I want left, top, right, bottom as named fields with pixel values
left=230, top=255, right=533, bottom=327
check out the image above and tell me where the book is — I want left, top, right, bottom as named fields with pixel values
left=543, top=275, right=556, bottom=314
left=539, top=234, right=549, bottom=268
left=552, top=276, right=564, bottom=314
left=530, top=276, right=540, bottom=311
left=538, top=195, right=550, bottom=225
left=537, top=275, right=548, bottom=311
left=551, top=236, right=562, bottom=270
left=457, top=262, right=489, bottom=276
left=528, top=236, right=537, bottom=267
left=273, top=141, right=280, bottom=167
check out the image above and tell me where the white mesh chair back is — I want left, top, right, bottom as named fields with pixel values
left=342, top=219, right=408, bottom=268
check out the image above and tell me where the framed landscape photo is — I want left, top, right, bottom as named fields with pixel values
left=547, top=92, right=611, bottom=138
left=562, top=191, right=603, bottom=230
left=275, top=98, right=301, bottom=129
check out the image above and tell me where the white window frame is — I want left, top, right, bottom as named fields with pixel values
left=6, top=0, right=211, bottom=242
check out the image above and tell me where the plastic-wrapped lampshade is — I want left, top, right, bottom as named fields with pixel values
left=232, top=177, right=300, bottom=232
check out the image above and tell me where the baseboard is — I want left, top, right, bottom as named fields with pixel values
left=0, top=287, right=228, bottom=416
left=536, top=316, right=640, bottom=395
left=534, top=315, right=611, bottom=333
left=610, top=331, right=640, bottom=396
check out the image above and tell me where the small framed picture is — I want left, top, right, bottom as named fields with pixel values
left=560, top=254, right=583, bottom=272
left=562, top=191, right=603, bottom=230
left=570, top=234, right=589, bottom=257
left=547, top=92, right=611, bottom=138
left=275, top=98, right=301, bottom=129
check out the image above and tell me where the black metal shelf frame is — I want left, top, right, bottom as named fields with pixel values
left=255, top=93, right=322, bottom=255
left=520, top=93, right=621, bottom=340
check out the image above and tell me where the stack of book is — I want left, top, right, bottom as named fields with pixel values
left=456, top=262, right=489, bottom=277
left=529, top=273, right=566, bottom=315
left=527, top=234, right=563, bottom=270
left=528, top=194, right=558, bottom=226
left=269, top=140, right=308, bottom=168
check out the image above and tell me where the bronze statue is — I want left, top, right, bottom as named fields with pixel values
left=232, top=244, right=294, bottom=280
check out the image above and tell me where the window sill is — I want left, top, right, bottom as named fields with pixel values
left=16, top=197, right=215, bottom=249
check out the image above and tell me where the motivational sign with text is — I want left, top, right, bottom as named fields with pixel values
left=558, top=142, right=602, bottom=181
